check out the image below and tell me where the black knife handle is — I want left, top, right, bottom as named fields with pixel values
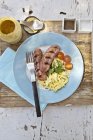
left=32, top=81, right=41, bottom=117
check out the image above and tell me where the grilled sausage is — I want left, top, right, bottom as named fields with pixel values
left=40, top=45, right=60, bottom=73
left=36, top=70, right=47, bottom=81
left=33, top=48, right=47, bottom=80
left=33, top=45, right=60, bottom=81
left=33, top=48, right=42, bottom=63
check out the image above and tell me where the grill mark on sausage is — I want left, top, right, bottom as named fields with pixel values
left=40, top=45, right=60, bottom=73
left=33, top=45, right=60, bottom=81
left=33, top=48, right=47, bottom=80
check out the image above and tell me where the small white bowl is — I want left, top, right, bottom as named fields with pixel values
left=78, top=19, right=92, bottom=33
left=62, top=18, right=76, bottom=33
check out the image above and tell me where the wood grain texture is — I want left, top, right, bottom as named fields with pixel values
left=0, top=21, right=93, bottom=107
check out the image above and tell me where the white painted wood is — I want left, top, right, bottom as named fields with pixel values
left=41, top=106, right=93, bottom=140
left=0, top=108, right=42, bottom=140
left=0, top=0, right=93, bottom=140
left=0, top=107, right=93, bottom=140
left=0, top=0, right=93, bottom=20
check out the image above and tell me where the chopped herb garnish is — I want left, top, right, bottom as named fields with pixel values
left=48, top=58, right=65, bottom=75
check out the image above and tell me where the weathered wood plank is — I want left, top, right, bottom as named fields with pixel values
left=0, top=83, right=31, bottom=107
left=41, top=106, right=93, bottom=140
left=0, top=21, right=93, bottom=107
left=0, top=106, right=93, bottom=140
left=0, top=108, right=42, bottom=140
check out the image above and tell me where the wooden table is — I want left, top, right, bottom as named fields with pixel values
left=0, top=21, right=93, bottom=107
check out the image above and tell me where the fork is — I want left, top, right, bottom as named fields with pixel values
left=26, top=52, right=41, bottom=117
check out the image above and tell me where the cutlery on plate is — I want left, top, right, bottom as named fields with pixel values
left=26, top=52, right=41, bottom=117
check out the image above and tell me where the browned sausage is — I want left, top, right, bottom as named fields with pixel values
left=40, top=45, right=60, bottom=73
left=33, top=45, right=60, bottom=81
left=33, top=48, right=47, bottom=80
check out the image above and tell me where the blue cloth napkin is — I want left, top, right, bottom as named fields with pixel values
left=0, top=48, right=47, bottom=111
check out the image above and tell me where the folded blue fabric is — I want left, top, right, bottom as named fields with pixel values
left=0, top=48, right=47, bottom=111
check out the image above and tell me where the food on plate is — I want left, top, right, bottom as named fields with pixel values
left=33, top=45, right=73, bottom=92
left=38, top=58, right=69, bottom=92
left=65, top=63, right=73, bottom=70
left=33, top=48, right=47, bottom=80
left=57, top=52, right=64, bottom=60
left=39, top=45, right=60, bottom=73
left=64, top=55, right=71, bottom=63
left=33, top=45, right=60, bottom=81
